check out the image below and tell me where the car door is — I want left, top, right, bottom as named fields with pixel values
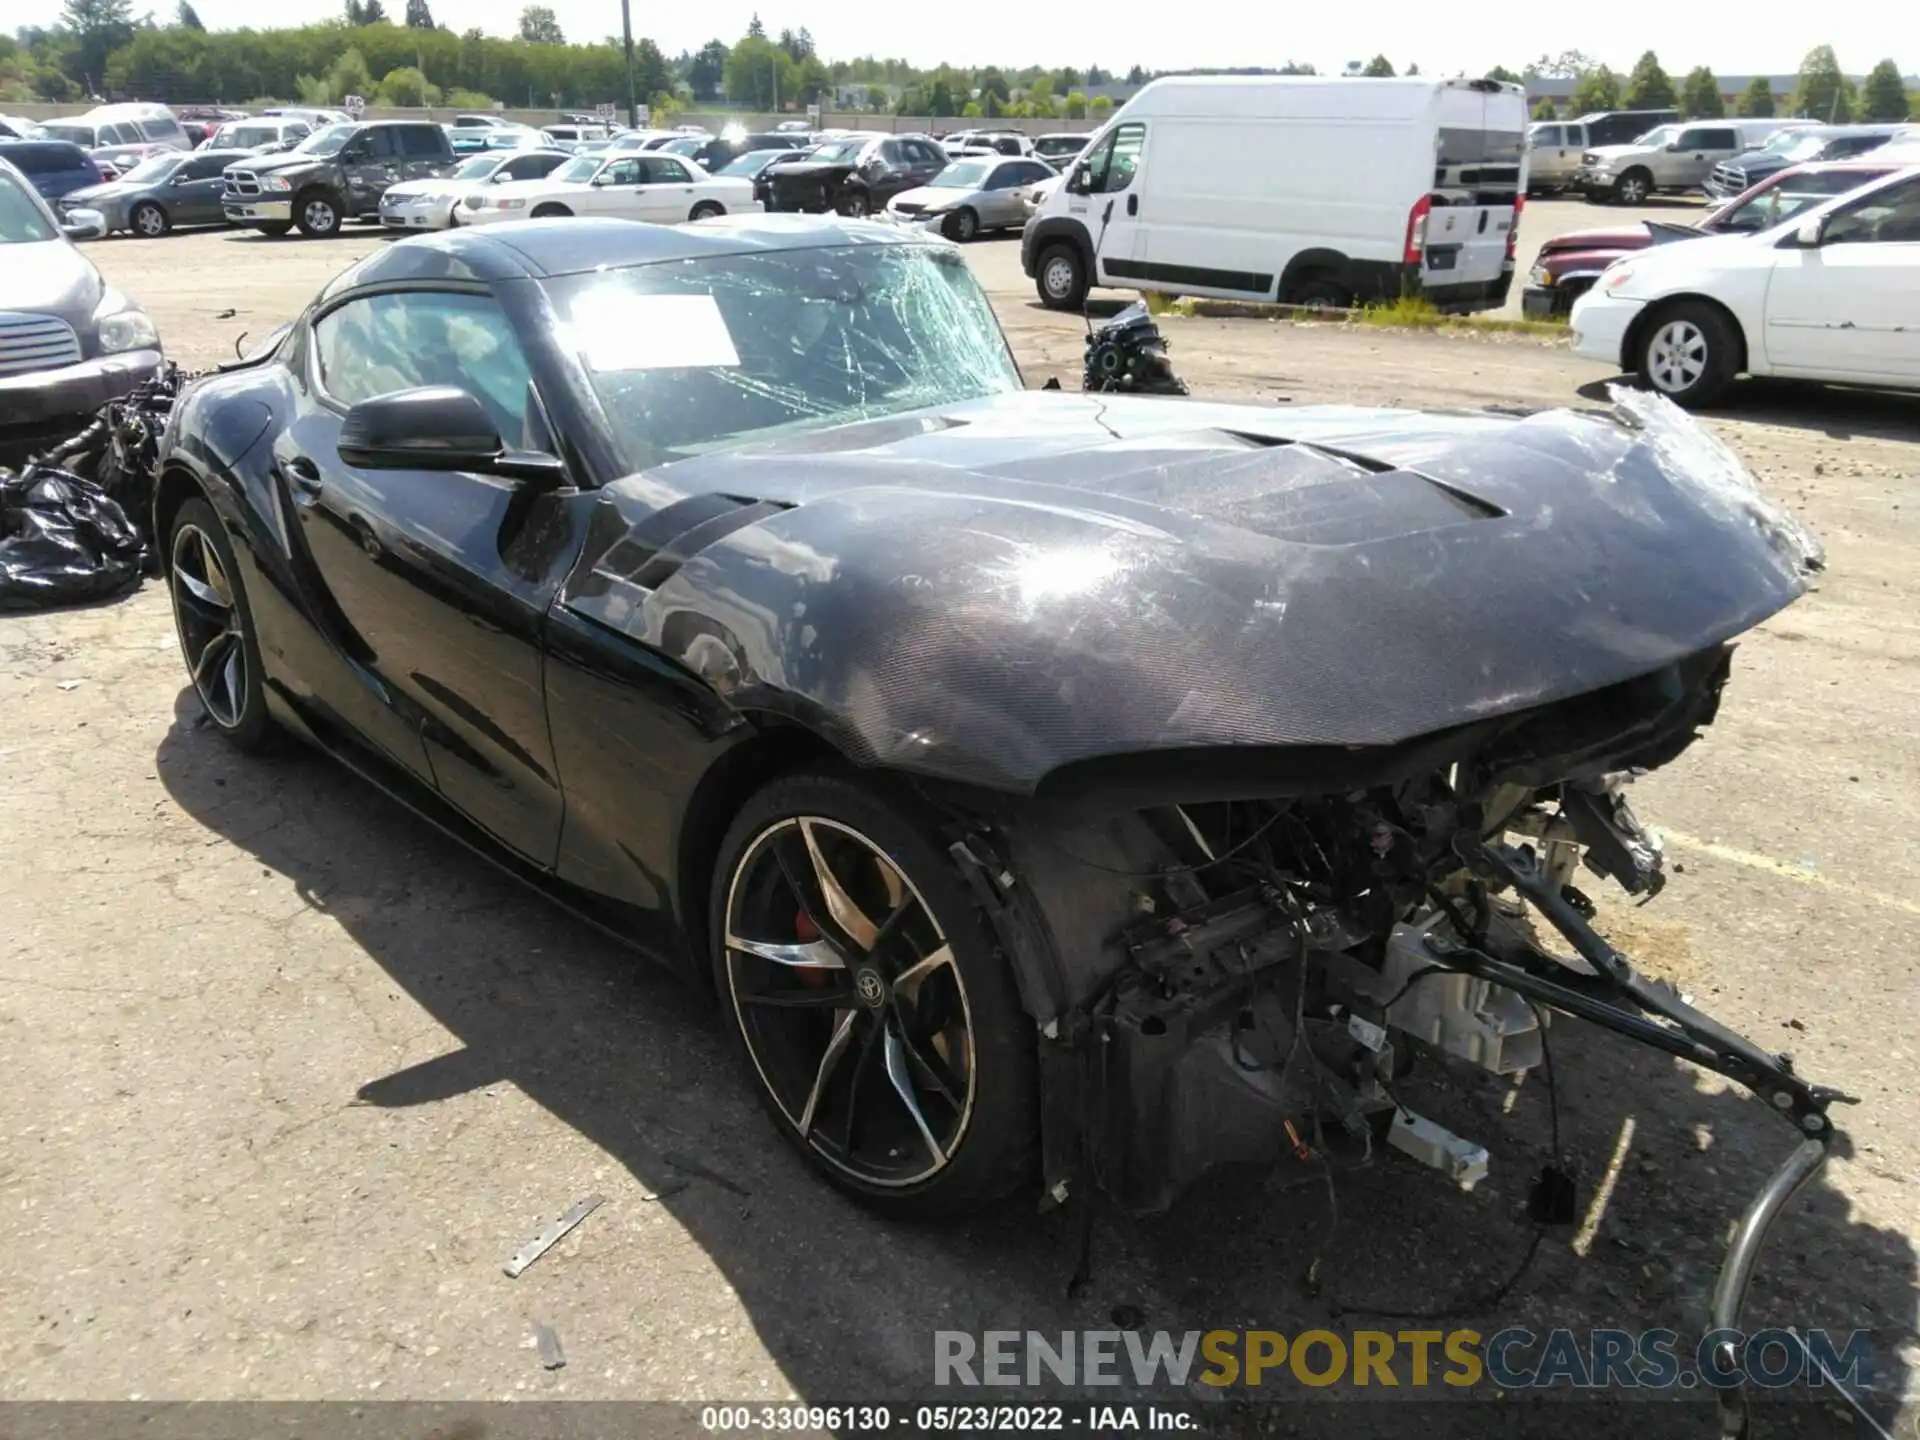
left=637, top=155, right=700, bottom=220
left=1763, top=174, right=1920, bottom=382
left=344, top=126, right=398, bottom=214
left=980, top=160, right=1030, bottom=228
left=1529, top=125, right=1566, bottom=186
left=585, top=155, right=644, bottom=217
left=1665, top=125, right=1738, bottom=188
left=1069, top=121, right=1148, bottom=286
left=398, top=124, right=446, bottom=181
left=277, top=287, right=571, bottom=862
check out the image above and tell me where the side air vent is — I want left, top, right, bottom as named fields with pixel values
left=565, top=492, right=790, bottom=619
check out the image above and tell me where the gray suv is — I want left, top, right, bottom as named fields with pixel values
left=1575, top=119, right=1802, bottom=204
left=223, top=120, right=456, bottom=237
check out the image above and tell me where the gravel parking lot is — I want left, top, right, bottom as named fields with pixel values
left=3, top=204, right=1917, bottom=1434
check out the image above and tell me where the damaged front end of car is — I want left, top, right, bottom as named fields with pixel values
left=942, top=633, right=1849, bottom=1435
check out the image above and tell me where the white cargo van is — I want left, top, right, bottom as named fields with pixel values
left=1022, top=75, right=1529, bottom=312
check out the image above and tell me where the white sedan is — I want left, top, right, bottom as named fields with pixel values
left=378, top=150, right=572, bottom=232
left=457, top=150, right=760, bottom=227
left=1571, top=165, right=1920, bottom=406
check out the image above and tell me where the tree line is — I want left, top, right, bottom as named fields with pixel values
left=1508, top=47, right=1912, bottom=124
left=2, top=10, right=1910, bottom=130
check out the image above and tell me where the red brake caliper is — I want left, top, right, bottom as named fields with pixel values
left=794, top=908, right=832, bottom=986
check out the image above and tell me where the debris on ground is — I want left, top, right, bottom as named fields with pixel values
left=502, top=1193, right=604, bottom=1279
left=0, top=364, right=188, bottom=611
left=534, top=1322, right=566, bottom=1370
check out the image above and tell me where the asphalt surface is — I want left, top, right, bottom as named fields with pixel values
left=1, top=203, right=1915, bottom=1437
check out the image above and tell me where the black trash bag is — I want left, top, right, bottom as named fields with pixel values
left=37, top=362, right=183, bottom=552
left=1082, top=301, right=1190, bottom=396
left=0, top=464, right=146, bottom=609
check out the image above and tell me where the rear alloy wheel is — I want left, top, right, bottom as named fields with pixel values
left=1637, top=301, right=1737, bottom=408
left=530, top=203, right=572, bottom=219
left=1612, top=170, right=1652, bottom=205
left=688, top=200, right=725, bottom=221
left=167, top=497, right=277, bottom=752
left=838, top=190, right=872, bottom=219
left=130, top=201, right=170, bottom=238
left=295, top=193, right=340, bottom=238
left=1036, top=242, right=1088, bottom=310
left=943, top=207, right=979, bottom=243
left=713, top=774, right=1035, bottom=1217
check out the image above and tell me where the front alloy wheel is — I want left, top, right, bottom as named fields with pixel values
left=1613, top=171, right=1651, bottom=205
left=713, top=774, right=1036, bottom=1216
left=168, top=497, right=277, bottom=751
left=297, top=195, right=340, bottom=237
left=1637, top=300, right=1736, bottom=408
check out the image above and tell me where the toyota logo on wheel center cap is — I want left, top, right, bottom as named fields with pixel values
left=855, top=967, right=887, bottom=1008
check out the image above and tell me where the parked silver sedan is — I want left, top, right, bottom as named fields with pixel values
left=883, top=155, right=1057, bottom=241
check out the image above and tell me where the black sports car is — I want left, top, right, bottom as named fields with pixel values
left=156, top=218, right=1843, bottom=1419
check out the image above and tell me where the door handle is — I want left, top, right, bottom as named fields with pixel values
left=276, top=455, right=323, bottom=499
left=1126, top=194, right=1138, bottom=216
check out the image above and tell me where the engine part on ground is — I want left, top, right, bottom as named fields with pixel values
left=1082, top=302, right=1190, bottom=396
left=0, top=363, right=188, bottom=610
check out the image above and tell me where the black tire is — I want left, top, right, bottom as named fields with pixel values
left=710, top=770, right=1037, bottom=1218
left=130, top=200, right=170, bottom=238
left=1034, top=241, right=1088, bottom=310
left=294, top=191, right=341, bottom=238
left=837, top=189, right=872, bottom=218
left=1612, top=169, right=1652, bottom=206
left=1288, top=274, right=1351, bottom=308
left=688, top=200, right=725, bottom=221
left=166, top=497, right=278, bottom=753
left=530, top=203, right=572, bottom=218
left=1636, top=300, right=1739, bottom=408
left=253, top=221, right=293, bottom=237
left=943, top=206, right=979, bottom=243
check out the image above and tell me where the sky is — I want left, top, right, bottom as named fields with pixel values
left=12, top=0, right=1910, bottom=78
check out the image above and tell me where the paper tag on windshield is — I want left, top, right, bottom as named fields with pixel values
left=571, top=291, right=740, bottom=372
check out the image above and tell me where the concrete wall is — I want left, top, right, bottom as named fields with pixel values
left=5, top=101, right=1104, bottom=137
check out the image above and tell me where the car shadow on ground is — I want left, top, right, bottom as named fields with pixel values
left=154, top=691, right=1913, bottom=1435
left=1576, top=377, right=1920, bottom=444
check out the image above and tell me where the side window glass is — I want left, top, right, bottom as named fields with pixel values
left=1824, top=176, right=1920, bottom=245
left=1089, top=122, right=1144, bottom=193
left=401, top=126, right=440, bottom=157
left=604, top=158, right=641, bottom=185
left=652, top=157, right=691, bottom=183
left=358, top=129, right=396, bottom=160
left=315, top=292, right=535, bottom=444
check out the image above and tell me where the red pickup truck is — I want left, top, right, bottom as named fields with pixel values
left=1521, top=157, right=1909, bottom=317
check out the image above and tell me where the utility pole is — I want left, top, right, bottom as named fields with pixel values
left=620, top=0, right=638, bottom=129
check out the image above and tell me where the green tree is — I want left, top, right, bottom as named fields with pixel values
left=517, top=5, right=563, bottom=45
left=1362, top=55, right=1395, bottom=77
left=404, top=0, right=434, bottom=28
left=1860, top=58, right=1910, bottom=121
left=1530, top=95, right=1557, bottom=120
left=360, top=0, right=387, bottom=24
left=1737, top=74, right=1775, bottom=117
left=1055, top=65, right=1080, bottom=88
left=1623, top=50, right=1675, bottom=109
left=375, top=63, right=438, bottom=104
left=1063, top=88, right=1087, bottom=117
left=864, top=84, right=886, bottom=111
left=927, top=78, right=955, bottom=115
left=745, top=12, right=764, bottom=38
left=792, top=53, right=830, bottom=103
left=723, top=33, right=790, bottom=109
left=1406, top=62, right=1420, bottom=75
left=1680, top=65, right=1723, bottom=117
left=687, top=38, right=726, bottom=100
left=1790, top=45, right=1852, bottom=121
left=443, top=86, right=492, bottom=108
left=1124, top=64, right=1145, bottom=85
left=1569, top=66, right=1620, bottom=113
left=893, top=84, right=923, bottom=114
left=326, top=45, right=373, bottom=99
left=176, top=1, right=203, bottom=29
left=981, top=89, right=1000, bottom=118
left=977, top=65, right=1008, bottom=103
left=1484, top=64, right=1520, bottom=84
left=1089, top=93, right=1113, bottom=119
left=960, top=99, right=981, bottom=117
left=60, top=0, right=135, bottom=92
left=1278, top=61, right=1317, bottom=76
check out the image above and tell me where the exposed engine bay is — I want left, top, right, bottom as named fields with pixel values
left=939, top=638, right=1852, bottom=1438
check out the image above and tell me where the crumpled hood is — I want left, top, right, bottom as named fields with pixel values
left=561, top=389, right=1820, bottom=792
left=0, top=239, right=104, bottom=323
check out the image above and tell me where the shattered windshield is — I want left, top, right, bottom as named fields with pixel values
left=296, top=125, right=354, bottom=157
left=808, top=141, right=864, bottom=164
left=555, top=242, right=1022, bottom=469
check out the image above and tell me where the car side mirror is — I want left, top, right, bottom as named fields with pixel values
left=338, top=387, right=566, bottom=486
left=170, top=173, right=191, bottom=186
left=1664, top=142, right=1681, bottom=152
left=61, top=208, right=107, bottom=241
left=1067, top=163, right=1090, bottom=195
left=1793, top=215, right=1826, bottom=247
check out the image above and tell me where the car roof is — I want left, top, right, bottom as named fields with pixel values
left=342, top=214, right=944, bottom=288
